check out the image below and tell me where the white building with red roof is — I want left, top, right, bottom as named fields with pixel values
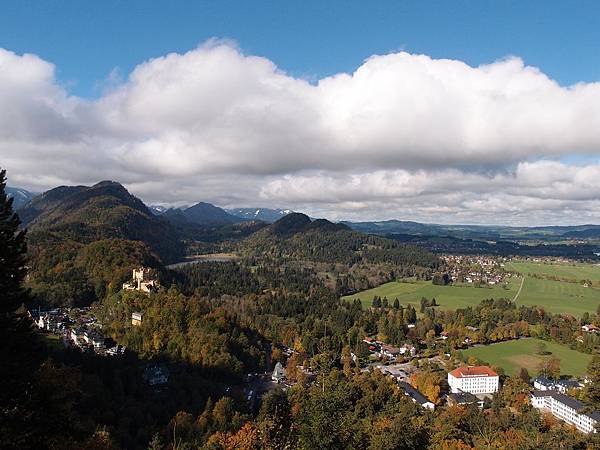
left=448, top=366, right=499, bottom=395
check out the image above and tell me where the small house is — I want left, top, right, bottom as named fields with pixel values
left=399, top=344, right=417, bottom=357
left=447, top=391, right=484, bottom=408
left=131, top=312, right=143, bottom=326
left=272, top=362, right=286, bottom=383
left=582, top=324, right=599, bottom=334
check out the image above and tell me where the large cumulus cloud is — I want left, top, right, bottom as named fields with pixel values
left=1, top=41, right=600, bottom=224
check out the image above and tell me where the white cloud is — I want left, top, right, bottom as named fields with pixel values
left=1, top=42, right=600, bottom=225
left=259, top=161, right=600, bottom=224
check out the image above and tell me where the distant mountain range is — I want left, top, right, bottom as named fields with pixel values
left=160, top=202, right=243, bottom=226
left=6, top=186, right=36, bottom=210
left=9, top=183, right=600, bottom=243
left=6, top=180, right=599, bottom=308
left=342, top=220, right=600, bottom=242
left=157, top=205, right=293, bottom=226
left=226, top=207, right=293, bottom=223
left=148, top=205, right=168, bottom=215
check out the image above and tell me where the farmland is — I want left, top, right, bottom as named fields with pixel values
left=505, top=260, right=600, bottom=283
left=344, top=259, right=600, bottom=317
left=512, top=276, right=600, bottom=316
left=342, top=278, right=519, bottom=310
left=462, top=338, right=592, bottom=377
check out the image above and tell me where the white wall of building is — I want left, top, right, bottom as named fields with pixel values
left=448, top=373, right=499, bottom=395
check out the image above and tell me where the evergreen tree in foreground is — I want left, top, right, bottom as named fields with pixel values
left=0, top=169, right=88, bottom=449
left=0, top=169, right=28, bottom=313
left=0, top=168, right=40, bottom=447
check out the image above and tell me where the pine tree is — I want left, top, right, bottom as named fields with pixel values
left=0, top=169, right=28, bottom=313
left=372, top=296, right=381, bottom=308
left=0, top=168, right=44, bottom=447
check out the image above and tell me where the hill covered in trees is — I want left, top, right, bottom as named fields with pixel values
left=19, top=180, right=183, bottom=263
left=18, top=181, right=182, bottom=306
left=243, top=212, right=440, bottom=269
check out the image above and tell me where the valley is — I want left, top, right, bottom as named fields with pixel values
left=5, top=176, right=600, bottom=449
left=4, top=5, right=600, bottom=447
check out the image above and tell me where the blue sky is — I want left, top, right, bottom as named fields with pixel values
left=2, top=0, right=600, bottom=97
left=2, top=1, right=600, bottom=225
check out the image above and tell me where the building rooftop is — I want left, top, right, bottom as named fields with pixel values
left=532, top=390, right=600, bottom=421
left=533, top=375, right=554, bottom=386
left=398, top=381, right=431, bottom=406
left=557, top=379, right=580, bottom=388
left=449, top=366, right=498, bottom=378
left=448, top=391, right=479, bottom=404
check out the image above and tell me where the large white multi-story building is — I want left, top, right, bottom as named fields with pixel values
left=531, top=390, right=600, bottom=434
left=448, top=366, right=499, bottom=395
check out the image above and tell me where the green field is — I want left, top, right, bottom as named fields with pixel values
left=505, top=261, right=600, bottom=283
left=462, top=338, right=592, bottom=377
left=344, top=259, right=600, bottom=316
left=514, top=276, right=600, bottom=316
left=342, top=278, right=519, bottom=310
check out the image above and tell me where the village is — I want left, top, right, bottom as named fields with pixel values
left=440, top=254, right=509, bottom=285
left=29, top=306, right=124, bottom=356
left=28, top=268, right=172, bottom=386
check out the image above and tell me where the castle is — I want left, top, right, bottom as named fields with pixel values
left=122, top=267, right=159, bottom=293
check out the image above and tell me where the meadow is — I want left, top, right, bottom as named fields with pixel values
left=342, top=278, right=519, bottom=310
left=344, top=260, right=600, bottom=317
left=514, top=276, right=600, bottom=316
left=505, top=260, right=600, bottom=283
left=461, top=338, right=592, bottom=378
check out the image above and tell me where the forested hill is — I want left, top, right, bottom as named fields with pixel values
left=19, top=180, right=183, bottom=263
left=243, top=212, right=440, bottom=268
left=19, top=181, right=181, bottom=307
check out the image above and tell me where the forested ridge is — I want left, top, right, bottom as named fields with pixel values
left=244, top=212, right=440, bottom=267
left=20, top=181, right=183, bottom=263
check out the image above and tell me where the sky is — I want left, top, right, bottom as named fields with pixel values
left=1, top=0, right=600, bottom=225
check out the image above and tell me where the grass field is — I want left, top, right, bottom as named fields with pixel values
left=344, top=260, right=600, bottom=316
left=515, top=276, right=600, bottom=316
left=505, top=261, right=600, bottom=283
left=342, top=278, right=519, bottom=310
left=462, top=338, right=592, bottom=377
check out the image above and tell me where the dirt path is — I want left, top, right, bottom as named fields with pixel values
left=512, top=276, right=525, bottom=302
